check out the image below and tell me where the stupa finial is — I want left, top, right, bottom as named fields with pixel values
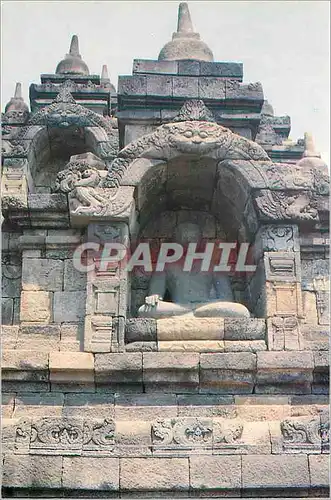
left=69, top=35, right=80, bottom=57
left=4, top=82, right=29, bottom=114
left=101, top=64, right=109, bottom=81
left=177, top=2, right=194, bottom=33
left=55, top=34, right=90, bottom=76
left=14, top=82, right=22, bottom=99
left=158, top=2, right=214, bottom=62
left=100, top=64, right=116, bottom=92
left=303, top=132, right=321, bottom=158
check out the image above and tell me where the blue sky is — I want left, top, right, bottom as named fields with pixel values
left=2, top=1, right=329, bottom=163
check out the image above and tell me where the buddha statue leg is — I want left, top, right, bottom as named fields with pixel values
left=193, top=300, right=251, bottom=318
left=138, top=301, right=192, bottom=319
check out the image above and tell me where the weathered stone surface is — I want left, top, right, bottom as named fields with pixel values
left=63, top=259, right=86, bottom=291
left=120, top=457, right=189, bottom=490
left=2, top=455, right=62, bottom=488
left=49, top=352, right=94, bottom=383
left=224, top=340, right=266, bottom=352
left=62, top=457, right=119, bottom=490
left=200, top=353, right=256, bottom=394
left=146, top=75, right=173, bottom=96
left=27, top=193, right=67, bottom=211
left=242, top=454, right=309, bottom=488
left=20, top=291, right=51, bottom=322
left=13, top=392, right=64, bottom=418
left=133, top=59, right=178, bottom=75
left=95, top=353, right=143, bottom=385
left=1, top=325, right=19, bottom=349
left=1, top=393, right=15, bottom=418
left=63, top=393, right=115, bottom=418
left=2, top=350, right=49, bottom=371
left=53, top=291, right=86, bottom=322
left=118, top=75, right=147, bottom=96
left=300, top=325, right=329, bottom=350
left=172, top=76, right=199, bottom=98
left=60, top=322, right=84, bottom=342
left=256, top=351, right=314, bottom=393
left=302, top=291, right=318, bottom=323
left=190, top=455, right=241, bottom=489
left=224, top=318, right=266, bottom=340
left=115, top=394, right=177, bottom=420
left=19, top=323, right=60, bottom=337
left=116, top=420, right=152, bottom=450
left=143, top=352, right=199, bottom=392
left=198, top=77, right=226, bottom=99
left=158, top=341, right=225, bottom=352
left=309, top=455, right=329, bottom=487
left=125, top=341, right=158, bottom=352
left=301, top=258, right=329, bottom=290
left=200, top=61, right=243, bottom=78
left=125, top=318, right=157, bottom=343
left=22, top=258, right=64, bottom=291
left=157, top=318, right=224, bottom=341
left=235, top=396, right=291, bottom=422
left=2, top=297, right=14, bottom=325
left=177, top=395, right=236, bottom=418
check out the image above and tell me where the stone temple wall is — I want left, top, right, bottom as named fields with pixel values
left=1, top=3, right=329, bottom=498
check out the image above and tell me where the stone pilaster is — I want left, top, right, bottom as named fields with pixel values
left=83, top=222, right=129, bottom=353
left=251, top=224, right=304, bottom=350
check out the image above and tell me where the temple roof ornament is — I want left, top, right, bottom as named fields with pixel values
left=100, top=64, right=116, bottom=92
left=261, top=100, right=274, bottom=117
left=55, top=35, right=90, bottom=76
left=303, top=132, right=321, bottom=158
left=4, top=83, right=29, bottom=114
left=158, top=2, right=214, bottom=62
left=297, top=132, right=327, bottom=170
left=173, top=99, right=216, bottom=122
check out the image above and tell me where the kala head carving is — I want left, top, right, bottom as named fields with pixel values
left=165, top=121, right=232, bottom=155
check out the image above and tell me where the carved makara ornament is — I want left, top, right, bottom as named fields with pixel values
left=55, top=157, right=134, bottom=218
left=15, top=417, right=115, bottom=453
left=280, top=418, right=320, bottom=449
left=255, top=190, right=319, bottom=221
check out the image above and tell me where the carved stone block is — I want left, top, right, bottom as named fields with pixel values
left=200, top=353, right=256, bottom=394
left=172, top=76, right=199, bottom=98
left=22, top=258, right=64, bottom=291
left=198, top=77, right=226, bottom=99
left=265, top=282, right=303, bottom=317
left=157, top=317, right=224, bottom=342
left=20, top=291, right=52, bottom=323
left=224, top=318, right=266, bottom=341
left=267, top=315, right=300, bottom=351
left=270, top=416, right=321, bottom=454
left=49, top=352, right=94, bottom=383
left=256, top=351, right=314, bottom=393
left=264, top=251, right=301, bottom=282
left=143, top=352, right=199, bottom=393
left=125, top=318, right=157, bottom=343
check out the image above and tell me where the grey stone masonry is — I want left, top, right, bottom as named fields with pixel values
left=132, top=59, right=243, bottom=80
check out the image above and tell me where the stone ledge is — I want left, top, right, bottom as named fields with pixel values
left=132, top=59, right=243, bottom=79
left=2, top=452, right=325, bottom=492
left=2, top=349, right=327, bottom=394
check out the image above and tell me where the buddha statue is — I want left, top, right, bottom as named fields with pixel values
left=138, top=222, right=250, bottom=319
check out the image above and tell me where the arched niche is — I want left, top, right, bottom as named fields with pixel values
left=17, top=90, right=118, bottom=192
left=129, top=155, right=260, bottom=318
